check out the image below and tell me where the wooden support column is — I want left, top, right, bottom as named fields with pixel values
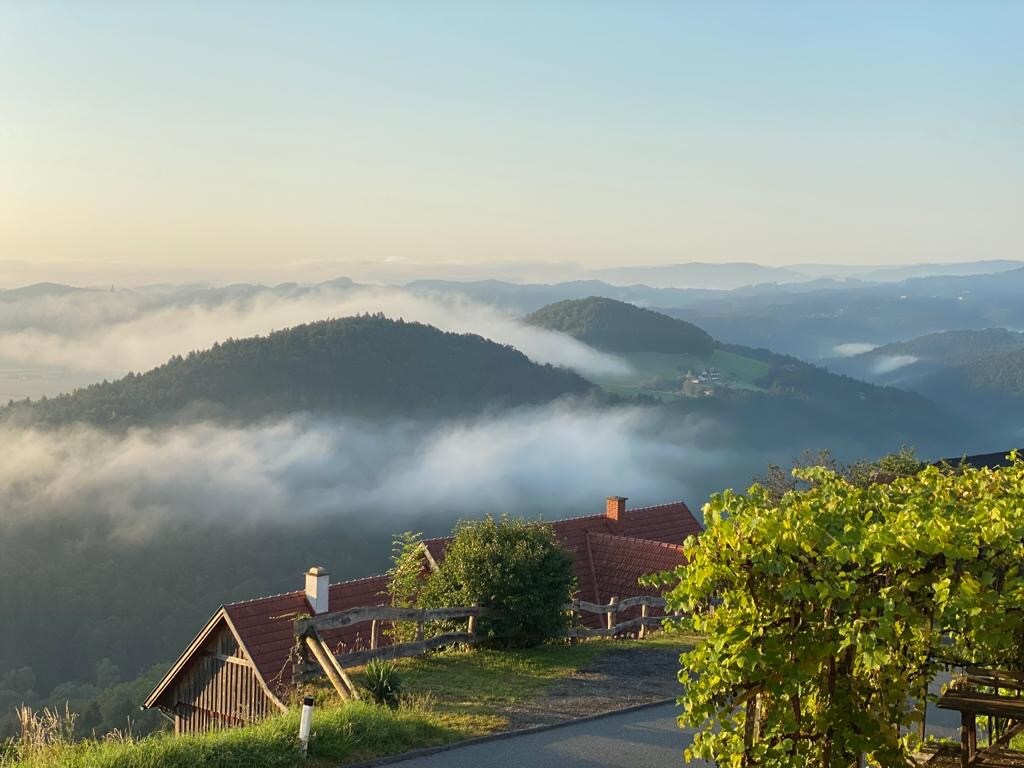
left=968, top=712, right=977, bottom=759
left=960, top=711, right=971, bottom=768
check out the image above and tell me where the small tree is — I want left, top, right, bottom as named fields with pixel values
left=417, top=515, right=575, bottom=647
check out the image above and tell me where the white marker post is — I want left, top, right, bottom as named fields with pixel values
left=298, top=695, right=315, bottom=756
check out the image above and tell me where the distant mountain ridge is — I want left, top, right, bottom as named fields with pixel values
left=4, top=315, right=594, bottom=427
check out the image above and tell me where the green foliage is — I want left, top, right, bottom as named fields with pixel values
left=523, top=297, right=716, bottom=356
left=417, top=516, right=575, bottom=647
left=360, top=661, right=402, bottom=710
left=3, top=315, right=593, bottom=428
left=650, top=454, right=1024, bottom=767
left=387, top=532, right=429, bottom=644
left=755, top=447, right=925, bottom=503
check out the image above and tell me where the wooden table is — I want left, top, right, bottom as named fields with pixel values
left=936, top=689, right=1024, bottom=767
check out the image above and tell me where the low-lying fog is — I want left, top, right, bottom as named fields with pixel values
left=0, top=284, right=630, bottom=400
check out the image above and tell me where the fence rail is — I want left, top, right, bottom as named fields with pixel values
left=294, top=595, right=680, bottom=693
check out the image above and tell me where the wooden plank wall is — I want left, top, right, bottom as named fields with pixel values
left=169, top=624, right=274, bottom=735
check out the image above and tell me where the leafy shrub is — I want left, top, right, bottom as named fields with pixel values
left=360, top=660, right=402, bottom=710
left=650, top=453, right=1024, bottom=767
left=417, top=515, right=575, bottom=648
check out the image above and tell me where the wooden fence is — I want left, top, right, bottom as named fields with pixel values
left=564, top=595, right=680, bottom=639
left=294, top=596, right=681, bottom=698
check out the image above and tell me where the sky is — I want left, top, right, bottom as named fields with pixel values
left=2, top=1, right=1022, bottom=283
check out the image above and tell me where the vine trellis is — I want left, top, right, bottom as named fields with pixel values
left=647, top=453, right=1024, bottom=768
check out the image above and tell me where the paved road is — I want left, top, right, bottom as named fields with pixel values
left=388, top=702, right=703, bottom=768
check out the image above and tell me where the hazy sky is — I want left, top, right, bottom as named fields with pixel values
left=2, top=1, right=1022, bottom=280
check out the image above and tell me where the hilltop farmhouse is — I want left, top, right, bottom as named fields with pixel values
left=144, top=496, right=701, bottom=733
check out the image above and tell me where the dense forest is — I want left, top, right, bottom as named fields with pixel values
left=922, top=346, right=1024, bottom=400
left=524, top=296, right=716, bottom=356
left=3, top=315, right=594, bottom=427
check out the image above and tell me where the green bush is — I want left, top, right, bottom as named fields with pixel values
left=360, top=660, right=402, bottom=709
left=417, top=515, right=575, bottom=648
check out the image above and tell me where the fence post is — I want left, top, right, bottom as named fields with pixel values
left=370, top=620, right=379, bottom=651
left=607, top=597, right=618, bottom=633
left=298, top=695, right=314, bottom=755
left=640, top=603, right=649, bottom=639
left=467, top=604, right=478, bottom=640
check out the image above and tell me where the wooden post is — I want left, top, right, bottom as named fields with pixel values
left=319, top=637, right=360, bottom=701
left=968, top=712, right=976, bottom=759
left=639, top=603, right=649, bottom=639
left=370, top=620, right=379, bottom=651
left=607, top=597, right=618, bottom=633
left=467, top=604, right=477, bottom=640
left=960, top=711, right=971, bottom=768
left=304, top=635, right=350, bottom=701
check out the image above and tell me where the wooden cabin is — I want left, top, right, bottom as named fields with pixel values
left=144, top=609, right=286, bottom=733
left=144, top=496, right=702, bottom=732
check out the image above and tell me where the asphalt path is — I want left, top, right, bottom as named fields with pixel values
left=385, top=701, right=704, bottom=768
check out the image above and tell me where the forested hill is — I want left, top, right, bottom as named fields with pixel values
left=524, top=296, right=716, bottom=355
left=922, top=347, right=1024, bottom=399
left=4, top=314, right=594, bottom=427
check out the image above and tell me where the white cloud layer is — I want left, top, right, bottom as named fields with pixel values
left=871, top=355, right=919, bottom=375
left=0, top=405, right=724, bottom=540
left=0, top=286, right=630, bottom=384
left=834, top=342, right=877, bottom=358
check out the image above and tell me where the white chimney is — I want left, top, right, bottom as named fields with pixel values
left=305, top=566, right=330, bottom=615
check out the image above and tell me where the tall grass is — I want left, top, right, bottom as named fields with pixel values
left=1, top=701, right=459, bottom=768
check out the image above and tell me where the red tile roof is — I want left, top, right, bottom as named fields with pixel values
left=156, top=499, right=701, bottom=702
left=223, top=574, right=391, bottom=697
left=585, top=532, right=685, bottom=605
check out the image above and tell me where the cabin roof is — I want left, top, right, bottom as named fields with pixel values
left=146, top=499, right=700, bottom=703
left=935, top=450, right=1021, bottom=471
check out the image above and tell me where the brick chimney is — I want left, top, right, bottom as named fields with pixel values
left=305, top=566, right=330, bottom=615
left=606, top=496, right=628, bottom=521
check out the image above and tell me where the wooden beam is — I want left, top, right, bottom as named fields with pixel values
left=297, top=605, right=490, bottom=635
left=420, top=544, right=440, bottom=574
left=200, top=651, right=253, bottom=668
left=336, top=632, right=477, bottom=668
left=304, top=635, right=350, bottom=701
left=312, top=635, right=360, bottom=700
left=564, top=596, right=666, bottom=615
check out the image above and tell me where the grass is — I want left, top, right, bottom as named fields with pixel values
left=591, top=349, right=771, bottom=400
left=2, top=700, right=460, bottom=768
left=1, top=633, right=696, bottom=768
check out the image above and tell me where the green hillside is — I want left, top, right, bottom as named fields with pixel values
left=923, top=346, right=1024, bottom=399
left=4, top=314, right=594, bottom=427
left=524, top=296, right=716, bottom=356
left=524, top=297, right=918, bottom=406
